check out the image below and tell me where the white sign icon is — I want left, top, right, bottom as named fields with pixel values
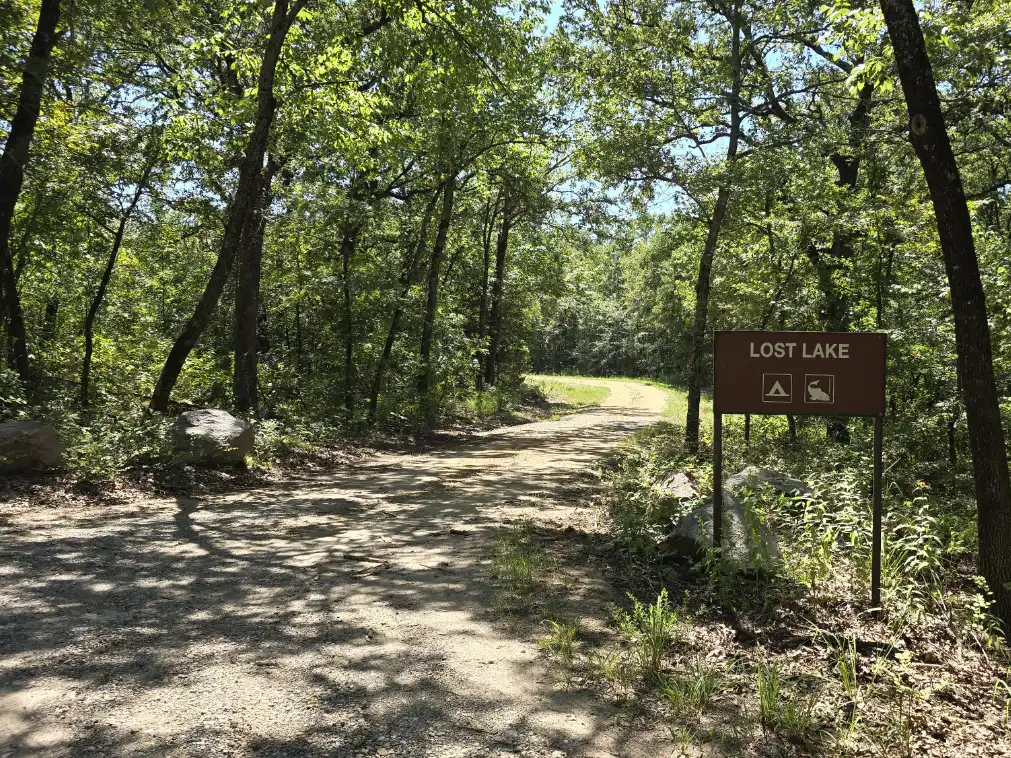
left=762, top=373, right=792, bottom=403
left=804, top=374, right=835, bottom=404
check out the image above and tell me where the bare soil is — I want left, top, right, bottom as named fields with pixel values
left=0, top=380, right=668, bottom=758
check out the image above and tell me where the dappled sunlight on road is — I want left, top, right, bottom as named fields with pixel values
left=0, top=380, right=670, bottom=758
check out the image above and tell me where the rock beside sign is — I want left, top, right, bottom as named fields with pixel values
left=725, top=466, right=812, bottom=499
left=655, top=470, right=699, bottom=500
left=657, top=467, right=810, bottom=573
left=658, top=492, right=781, bottom=574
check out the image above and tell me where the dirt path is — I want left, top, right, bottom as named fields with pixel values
left=0, top=380, right=668, bottom=758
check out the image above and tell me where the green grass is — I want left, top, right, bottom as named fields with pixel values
left=659, top=656, right=725, bottom=711
left=612, top=588, right=686, bottom=680
left=540, top=619, right=580, bottom=664
left=524, top=375, right=611, bottom=407
left=490, top=523, right=550, bottom=615
left=523, top=373, right=705, bottom=423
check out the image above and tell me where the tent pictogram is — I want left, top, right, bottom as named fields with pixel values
left=761, top=373, right=792, bottom=403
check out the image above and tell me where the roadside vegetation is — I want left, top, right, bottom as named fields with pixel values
left=500, top=383, right=1010, bottom=756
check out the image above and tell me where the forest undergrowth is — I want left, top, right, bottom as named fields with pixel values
left=516, top=394, right=1011, bottom=757
left=0, top=378, right=568, bottom=509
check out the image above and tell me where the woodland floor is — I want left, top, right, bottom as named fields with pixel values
left=0, top=379, right=677, bottom=758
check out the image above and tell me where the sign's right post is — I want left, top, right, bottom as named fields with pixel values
left=872, top=415, right=883, bottom=607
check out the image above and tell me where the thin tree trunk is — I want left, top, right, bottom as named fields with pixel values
left=880, top=0, right=1011, bottom=627
left=685, top=1, right=742, bottom=454
left=807, top=84, right=874, bottom=443
left=150, top=0, right=305, bottom=412
left=81, top=163, right=154, bottom=405
left=368, top=185, right=441, bottom=424
left=486, top=192, right=512, bottom=387
left=233, top=155, right=280, bottom=413
left=340, top=223, right=358, bottom=417
left=417, top=173, right=457, bottom=412
left=0, top=0, right=61, bottom=391
left=40, top=297, right=58, bottom=343
left=476, top=195, right=498, bottom=392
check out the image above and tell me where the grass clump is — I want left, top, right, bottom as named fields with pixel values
left=756, top=661, right=821, bottom=741
left=490, top=524, right=549, bottom=615
left=612, top=588, right=685, bottom=680
left=659, top=655, right=725, bottom=711
left=539, top=619, right=579, bottom=664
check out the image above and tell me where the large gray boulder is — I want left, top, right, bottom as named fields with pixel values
left=171, top=409, right=253, bottom=465
left=725, top=466, right=812, bottom=499
left=656, top=467, right=810, bottom=573
left=0, top=421, right=63, bottom=473
left=658, top=491, right=781, bottom=574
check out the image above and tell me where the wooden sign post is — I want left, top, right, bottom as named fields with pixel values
left=713, top=331, right=887, bottom=605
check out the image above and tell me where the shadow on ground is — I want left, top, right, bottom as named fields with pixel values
left=1, top=400, right=671, bottom=757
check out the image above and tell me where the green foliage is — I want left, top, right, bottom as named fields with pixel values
left=658, top=656, right=725, bottom=712
left=611, top=588, right=685, bottom=680
left=756, top=661, right=821, bottom=741
left=52, top=406, right=173, bottom=482
left=539, top=619, right=579, bottom=664
left=603, top=416, right=1006, bottom=649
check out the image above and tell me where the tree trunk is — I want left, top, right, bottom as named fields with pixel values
left=685, top=1, right=742, bottom=454
left=417, top=173, right=457, bottom=410
left=40, top=298, right=58, bottom=343
left=485, top=192, right=512, bottom=387
left=368, top=185, right=441, bottom=425
left=476, top=195, right=497, bottom=391
left=0, top=0, right=61, bottom=391
left=340, top=223, right=358, bottom=417
left=806, top=84, right=873, bottom=443
left=233, top=154, right=280, bottom=413
left=150, top=0, right=304, bottom=412
left=880, top=0, right=1011, bottom=627
left=81, top=163, right=153, bottom=405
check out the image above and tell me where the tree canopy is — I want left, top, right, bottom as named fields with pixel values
left=3, top=0, right=1011, bottom=626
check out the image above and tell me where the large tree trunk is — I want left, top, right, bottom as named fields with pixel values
left=685, top=2, right=742, bottom=453
left=880, top=0, right=1011, bottom=627
left=0, top=0, right=61, bottom=391
left=485, top=192, right=513, bottom=387
left=233, top=155, right=280, bottom=413
left=367, top=186, right=441, bottom=425
left=81, top=162, right=154, bottom=405
left=150, top=0, right=304, bottom=412
left=417, top=173, right=457, bottom=412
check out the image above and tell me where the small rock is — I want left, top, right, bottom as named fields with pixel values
left=655, top=470, right=697, bottom=500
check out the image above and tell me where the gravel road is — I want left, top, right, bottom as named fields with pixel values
left=0, top=380, right=668, bottom=758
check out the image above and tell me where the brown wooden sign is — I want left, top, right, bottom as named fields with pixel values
left=714, top=331, right=886, bottom=417
left=710, top=329, right=887, bottom=607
